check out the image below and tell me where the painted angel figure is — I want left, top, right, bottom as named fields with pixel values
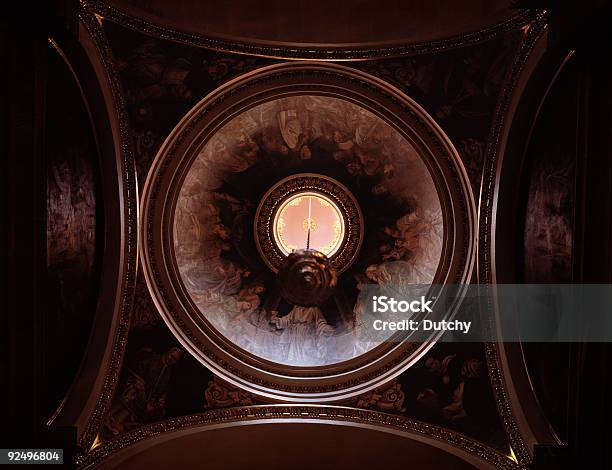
left=271, top=306, right=334, bottom=365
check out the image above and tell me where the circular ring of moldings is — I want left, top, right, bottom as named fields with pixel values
left=140, top=62, right=476, bottom=402
left=255, top=173, right=363, bottom=273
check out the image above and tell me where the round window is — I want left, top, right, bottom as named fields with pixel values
left=273, top=191, right=344, bottom=257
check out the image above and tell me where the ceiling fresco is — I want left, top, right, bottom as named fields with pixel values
left=173, top=95, right=443, bottom=366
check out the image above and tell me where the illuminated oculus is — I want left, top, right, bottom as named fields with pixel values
left=254, top=173, right=364, bottom=274
left=273, top=191, right=345, bottom=257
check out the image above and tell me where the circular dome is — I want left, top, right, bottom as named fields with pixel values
left=140, top=62, right=475, bottom=401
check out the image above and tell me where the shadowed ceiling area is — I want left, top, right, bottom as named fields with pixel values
left=105, top=0, right=516, bottom=45
left=99, top=422, right=477, bottom=469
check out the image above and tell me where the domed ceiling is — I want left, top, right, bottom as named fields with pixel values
left=43, top=4, right=559, bottom=467
left=173, top=94, right=443, bottom=366
left=141, top=62, right=475, bottom=401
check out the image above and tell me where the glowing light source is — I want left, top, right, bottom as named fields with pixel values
left=273, top=191, right=345, bottom=257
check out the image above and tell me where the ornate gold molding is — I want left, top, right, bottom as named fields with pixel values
left=82, top=0, right=536, bottom=61
left=77, top=9, right=139, bottom=451
left=477, top=10, right=549, bottom=467
left=76, top=405, right=518, bottom=469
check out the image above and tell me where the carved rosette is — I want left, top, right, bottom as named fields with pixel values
left=355, top=379, right=407, bottom=413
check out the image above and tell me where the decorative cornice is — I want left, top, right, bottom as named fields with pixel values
left=82, top=0, right=537, bottom=61
left=76, top=405, right=518, bottom=469
left=78, top=9, right=139, bottom=451
left=477, top=10, right=549, bottom=467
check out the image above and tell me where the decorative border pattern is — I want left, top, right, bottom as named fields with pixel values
left=77, top=10, right=139, bottom=451
left=72, top=11, right=138, bottom=449
left=76, top=405, right=518, bottom=469
left=79, top=11, right=138, bottom=449
left=477, top=11, right=549, bottom=467
left=255, top=173, right=364, bottom=273
left=83, top=0, right=534, bottom=60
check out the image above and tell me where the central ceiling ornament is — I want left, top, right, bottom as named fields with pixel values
left=277, top=249, right=338, bottom=307
left=274, top=191, right=344, bottom=257
left=266, top=180, right=346, bottom=307
left=255, top=174, right=363, bottom=274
